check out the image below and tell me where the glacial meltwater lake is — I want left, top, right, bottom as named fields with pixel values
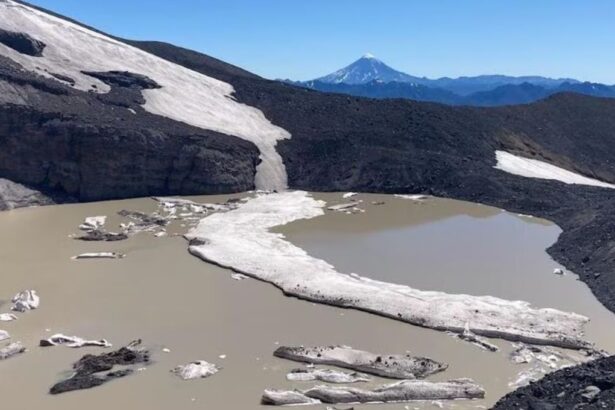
left=1, top=192, right=614, bottom=409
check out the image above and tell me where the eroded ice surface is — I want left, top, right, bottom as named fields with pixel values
left=0, top=1, right=290, bottom=190
left=187, top=191, right=590, bottom=348
left=494, top=151, right=615, bottom=189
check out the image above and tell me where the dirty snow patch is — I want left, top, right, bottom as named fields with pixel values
left=495, top=151, right=615, bottom=189
left=0, top=1, right=290, bottom=190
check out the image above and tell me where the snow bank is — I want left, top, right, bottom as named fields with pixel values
left=0, top=1, right=290, bottom=191
left=186, top=191, right=590, bottom=348
left=494, top=151, right=615, bottom=189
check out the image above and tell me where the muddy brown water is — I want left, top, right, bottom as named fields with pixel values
left=0, top=192, right=614, bottom=410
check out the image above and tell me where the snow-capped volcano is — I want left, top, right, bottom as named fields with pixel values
left=314, top=54, right=423, bottom=85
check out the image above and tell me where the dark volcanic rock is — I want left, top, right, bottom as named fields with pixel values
left=74, top=229, right=128, bottom=242
left=0, top=59, right=260, bottom=202
left=49, top=72, right=75, bottom=86
left=0, top=28, right=45, bottom=56
left=0, top=178, right=52, bottom=210
left=82, top=70, right=161, bottom=89
left=493, top=355, right=615, bottom=409
left=49, top=340, right=149, bottom=395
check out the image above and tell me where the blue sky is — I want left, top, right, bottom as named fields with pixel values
left=28, top=0, right=615, bottom=83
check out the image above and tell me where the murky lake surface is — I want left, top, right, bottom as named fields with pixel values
left=1, top=192, right=614, bottom=410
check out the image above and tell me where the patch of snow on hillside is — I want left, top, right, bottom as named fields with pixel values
left=495, top=151, right=615, bottom=189
left=0, top=0, right=290, bottom=191
left=187, top=191, right=589, bottom=349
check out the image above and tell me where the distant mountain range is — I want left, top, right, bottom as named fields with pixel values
left=287, top=55, right=615, bottom=106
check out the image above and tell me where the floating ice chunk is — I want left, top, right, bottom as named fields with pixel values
left=449, top=323, right=499, bottom=352
left=0, top=342, right=25, bottom=360
left=342, top=192, right=357, bottom=199
left=186, top=191, right=590, bottom=349
left=11, top=290, right=39, bottom=312
left=494, top=151, right=615, bottom=188
left=261, top=389, right=321, bottom=406
left=0, top=313, right=17, bottom=322
left=327, top=201, right=361, bottom=212
left=394, top=194, right=429, bottom=200
left=262, top=379, right=484, bottom=405
left=553, top=268, right=565, bottom=275
left=171, top=360, right=220, bottom=380
left=40, top=334, right=112, bottom=348
left=275, top=345, right=446, bottom=379
left=287, top=368, right=371, bottom=383
left=71, top=252, right=125, bottom=260
left=231, top=273, right=248, bottom=281
left=0, top=329, right=9, bottom=342
left=79, top=216, right=107, bottom=231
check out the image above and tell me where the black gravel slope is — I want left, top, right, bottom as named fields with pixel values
left=493, top=356, right=615, bottom=409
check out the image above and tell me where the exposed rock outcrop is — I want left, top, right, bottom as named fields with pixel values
left=81, top=70, right=161, bottom=89
left=49, top=340, right=149, bottom=394
left=0, top=28, right=45, bottom=56
left=494, top=355, right=615, bottom=409
left=0, top=178, right=51, bottom=210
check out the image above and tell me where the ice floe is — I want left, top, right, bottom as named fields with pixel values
left=171, top=360, right=220, bottom=380
left=262, top=379, right=485, bottom=405
left=0, top=342, right=25, bottom=360
left=11, top=290, right=39, bottom=312
left=72, top=252, right=125, bottom=260
left=40, top=334, right=112, bottom=348
left=0, top=329, right=9, bottom=342
left=186, top=191, right=590, bottom=348
left=286, top=368, right=371, bottom=383
left=274, top=345, right=446, bottom=379
left=394, top=194, right=429, bottom=201
left=0, top=313, right=16, bottom=322
left=494, top=151, right=615, bottom=188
